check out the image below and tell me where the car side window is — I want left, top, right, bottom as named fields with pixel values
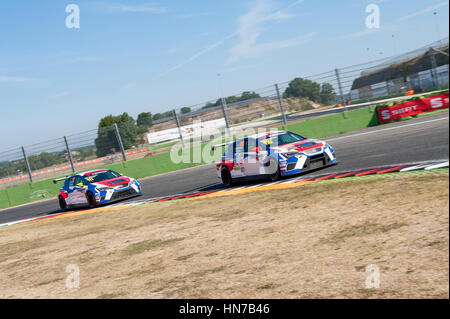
left=247, top=138, right=258, bottom=152
left=225, top=143, right=234, bottom=158
left=67, top=176, right=76, bottom=188
left=235, top=139, right=245, bottom=155
left=74, top=176, right=85, bottom=186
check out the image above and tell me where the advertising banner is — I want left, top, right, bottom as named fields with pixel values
left=377, top=93, right=449, bottom=123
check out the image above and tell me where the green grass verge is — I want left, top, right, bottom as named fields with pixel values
left=0, top=152, right=205, bottom=210
left=285, top=106, right=380, bottom=139
left=1, top=90, right=448, bottom=210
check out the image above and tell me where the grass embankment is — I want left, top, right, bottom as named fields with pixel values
left=0, top=89, right=448, bottom=209
left=0, top=171, right=447, bottom=298
left=0, top=152, right=201, bottom=209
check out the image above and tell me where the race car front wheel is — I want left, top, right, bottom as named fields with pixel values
left=59, top=196, right=68, bottom=212
left=267, top=158, right=281, bottom=181
left=86, top=191, right=97, bottom=208
left=221, top=166, right=233, bottom=187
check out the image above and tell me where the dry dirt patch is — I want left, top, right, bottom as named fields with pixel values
left=0, top=173, right=448, bottom=298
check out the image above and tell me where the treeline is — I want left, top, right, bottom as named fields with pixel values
left=94, top=79, right=336, bottom=157
left=283, top=78, right=336, bottom=105
left=0, top=147, right=96, bottom=179
left=202, top=91, right=262, bottom=109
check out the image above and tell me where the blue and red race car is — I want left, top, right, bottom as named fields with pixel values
left=214, top=130, right=337, bottom=186
left=53, top=169, right=142, bottom=211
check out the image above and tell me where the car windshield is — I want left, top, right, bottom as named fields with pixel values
left=258, top=132, right=306, bottom=146
left=84, top=170, right=121, bottom=183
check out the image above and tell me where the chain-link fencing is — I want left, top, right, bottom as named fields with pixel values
left=0, top=39, right=448, bottom=191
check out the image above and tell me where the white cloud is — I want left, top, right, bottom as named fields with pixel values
left=154, top=0, right=306, bottom=79
left=153, top=32, right=239, bottom=79
left=0, top=75, right=33, bottom=83
left=396, top=1, right=449, bottom=22
left=228, top=0, right=307, bottom=63
left=229, top=32, right=316, bottom=62
left=220, top=64, right=259, bottom=74
left=0, top=75, right=48, bottom=88
left=94, top=2, right=167, bottom=13
left=68, top=56, right=104, bottom=63
left=179, top=12, right=213, bottom=19
left=50, top=91, right=70, bottom=99
left=341, top=27, right=381, bottom=39
left=122, top=83, right=137, bottom=89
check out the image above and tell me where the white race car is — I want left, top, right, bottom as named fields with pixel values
left=214, top=130, right=337, bottom=186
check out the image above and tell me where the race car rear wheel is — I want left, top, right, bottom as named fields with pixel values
left=267, top=158, right=281, bottom=181
left=58, top=196, right=68, bottom=212
left=86, top=191, right=97, bottom=208
left=221, top=166, right=233, bottom=187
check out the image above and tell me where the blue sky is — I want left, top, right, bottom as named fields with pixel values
left=0, top=0, right=449, bottom=151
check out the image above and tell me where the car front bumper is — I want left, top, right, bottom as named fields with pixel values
left=96, top=182, right=142, bottom=204
left=280, top=150, right=337, bottom=176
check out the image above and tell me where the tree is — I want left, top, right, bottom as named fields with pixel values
left=283, top=77, right=321, bottom=102
left=181, top=107, right=191, bottom=114
left=240, top=91, right=260, bottom=101
left=95, top=112, right=138, bottom=157
left=319, top=83, right=336, bottom=105
left=152, top=113, right=163, bottom=121
left=202, top=91, right=261, bottom=109
left=136, top=112, right=153, bottom=127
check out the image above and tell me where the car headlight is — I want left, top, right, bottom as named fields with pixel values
left=96, top=186, right=110, bottom=192
left=281, top=151, right=300, bottom=159
left=325, top=143, right=334, bottom=152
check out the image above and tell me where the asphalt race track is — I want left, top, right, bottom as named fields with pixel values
left=1, top=112, right=448, bottom=225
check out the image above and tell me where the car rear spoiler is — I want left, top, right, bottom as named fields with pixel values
left=53, top=176, right=68, bottom=184
left=211, top=142, right=231, bottom=151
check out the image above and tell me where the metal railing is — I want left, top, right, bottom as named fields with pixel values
left=0, top=39, right=448, bottom=189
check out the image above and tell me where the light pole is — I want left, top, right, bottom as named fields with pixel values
left=433, top=12, right=441, bottom=44
left=392, top=34, right=398, bottom=56
left=217, top=73, right=231, bottom=137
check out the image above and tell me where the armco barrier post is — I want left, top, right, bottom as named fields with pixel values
left=64, top=136, right=76, bottom=173
left=113, top=123, right=127, bottom=162
left=335, top=68, right=348, bottom=118
left=429, top=49, right=440, bottom=88
left=21, top=146, right=33, bottom=183
left=275, top=83, right=287, bottom=127
left=220, top=97, right=231, bottom=138
left=173, top=109, right=185, bottom=148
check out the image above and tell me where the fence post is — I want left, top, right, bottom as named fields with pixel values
left=113, top=123, right=127, bottom=162
left=21, top=146, right=33, bottom=183
left=64, top=136, right=76, bottom=173
left=335, top=68, right=348, bottom=117
left=275, top=83, right=287, bottom=127
left=220, top=97, right=231, bottom=138
left=173, top=109, right=185, bottom=148
left=429, top=49, right=440, bottom=88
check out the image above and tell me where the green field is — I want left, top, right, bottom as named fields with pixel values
left=0, top=90, right=448, bottom=210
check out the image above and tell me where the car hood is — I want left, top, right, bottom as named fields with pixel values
left=272, top=139, right=324, bottom=153
left=93, top=176, right=131, bottom=187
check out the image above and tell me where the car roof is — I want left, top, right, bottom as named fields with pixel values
left=247, top=130, right=287, bottom=139
left=225, top=131, right=288, bottom=146
left=78, top=169, right=109, bottom=177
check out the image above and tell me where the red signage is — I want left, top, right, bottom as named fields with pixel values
left=377, top=93, right=449, bottom=123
